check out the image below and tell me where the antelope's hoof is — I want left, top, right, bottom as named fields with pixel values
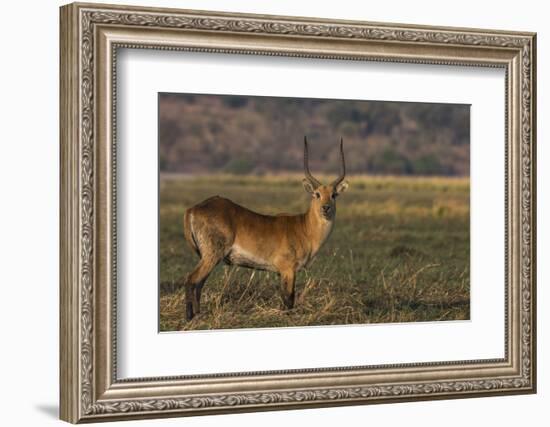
left=185, top=302, right=194, bottom=321
left=283, top=301, right=295, bottom=311
left=283, top=295, right=295, bottom=311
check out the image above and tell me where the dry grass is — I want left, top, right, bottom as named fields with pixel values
left=159, top=174, right=470, bottom=331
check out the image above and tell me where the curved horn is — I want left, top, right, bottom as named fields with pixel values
left=331, top=138, right=346, bottom=187
left=303, top=136, right=321, bottom=188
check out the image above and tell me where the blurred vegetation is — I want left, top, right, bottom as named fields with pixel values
left=159, top=174, right=470, bottom=331
left=159, top=93, right=470, bottom=176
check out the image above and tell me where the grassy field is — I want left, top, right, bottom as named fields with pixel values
left=159, top=174, right=470, bottom=331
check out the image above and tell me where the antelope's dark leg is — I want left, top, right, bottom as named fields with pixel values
left=184, top=282, right=195, bottom=321
left=279, top=269, right=296, bottom=310
left=194, top=278, right=207, bottom=314
left=184, top=258, right=218, bottom=321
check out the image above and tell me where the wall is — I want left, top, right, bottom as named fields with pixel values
left=0, top=0, right=545, bottom=425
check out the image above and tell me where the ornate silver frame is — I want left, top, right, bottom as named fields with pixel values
left=60, top=2, right=537, bottom=423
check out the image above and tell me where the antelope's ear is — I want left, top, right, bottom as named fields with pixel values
left=302, top=178, right=316, bottom=194
left=335, top=180, right=349, bottom=195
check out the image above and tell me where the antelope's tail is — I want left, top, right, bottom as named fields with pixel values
left=183, top=209, right=201, bottom=258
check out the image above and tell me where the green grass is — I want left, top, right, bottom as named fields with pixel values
left=159, top=174, right=470, bottom=331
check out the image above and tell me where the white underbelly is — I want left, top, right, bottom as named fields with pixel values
left=226, top=244, right=276, bottom=272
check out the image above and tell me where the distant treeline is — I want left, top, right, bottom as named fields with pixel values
left=159, top=93, right=470, bottom=176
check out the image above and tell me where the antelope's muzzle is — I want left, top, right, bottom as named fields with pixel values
left=321, top=204, right=332, bottom=218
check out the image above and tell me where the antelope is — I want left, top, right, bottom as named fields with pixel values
left=182, top=137, right=349, bottom=321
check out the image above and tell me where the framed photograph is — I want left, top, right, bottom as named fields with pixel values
left=60, top=2, right=537, bottom=423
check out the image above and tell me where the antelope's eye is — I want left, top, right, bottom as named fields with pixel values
left=314, top=192, right=321, bottom=199
left=331, top=193, right=337, bottom=199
